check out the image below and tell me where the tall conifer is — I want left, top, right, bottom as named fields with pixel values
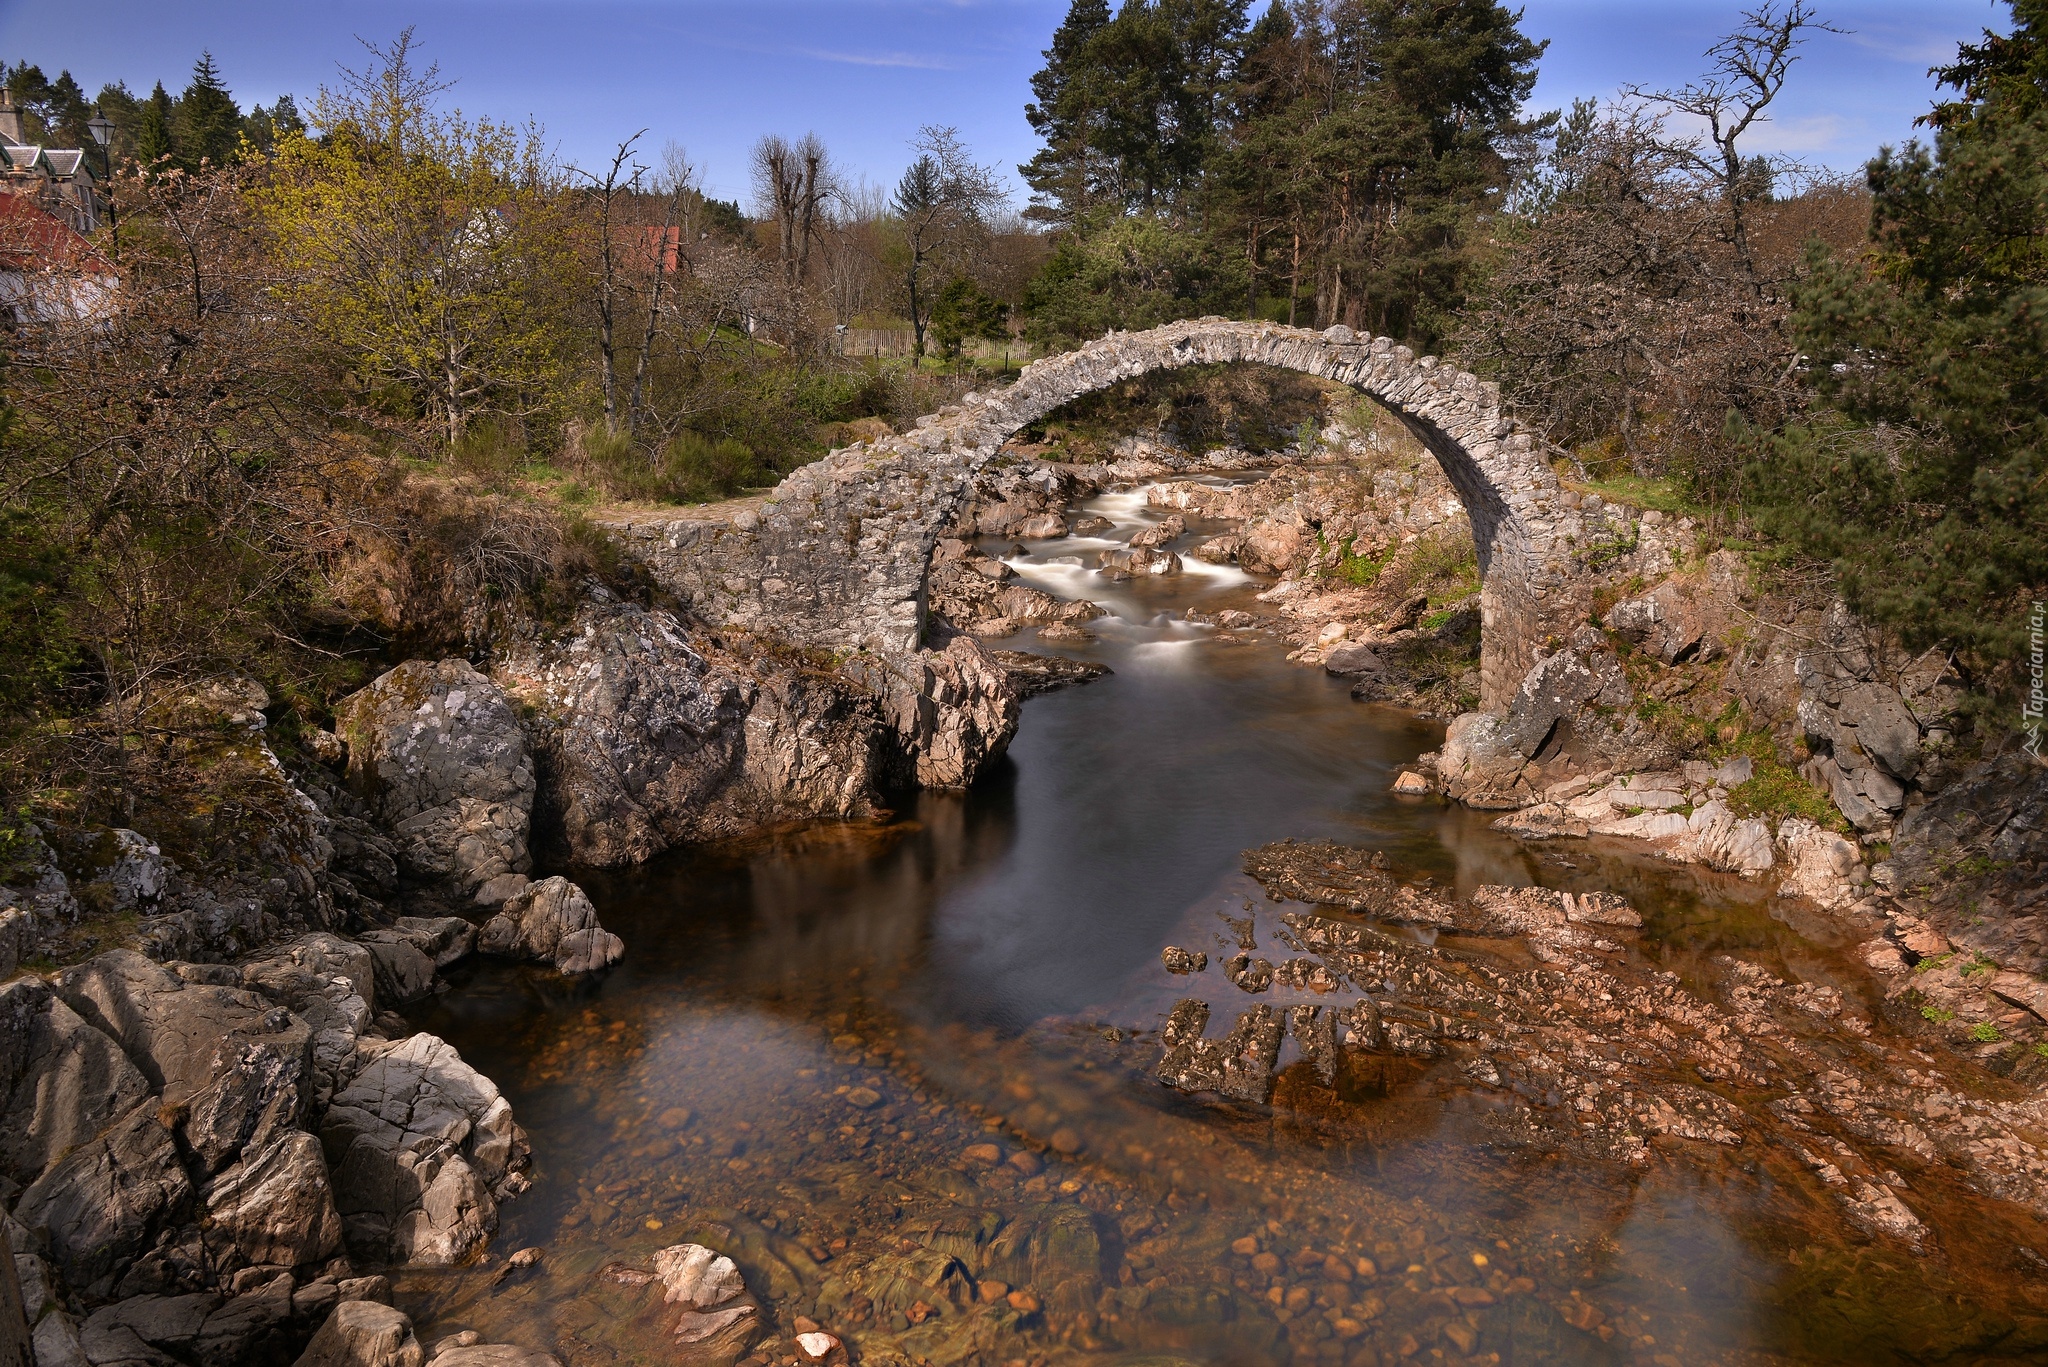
left=136, top=82, right=176, bottom=169
left=179, top=52, right=241, bottom=167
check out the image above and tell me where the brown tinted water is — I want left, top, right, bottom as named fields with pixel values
left=396, top=486, right=2048, bottom=1366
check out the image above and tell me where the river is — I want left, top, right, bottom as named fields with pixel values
left=395, top=481, right=2048, bottom=1366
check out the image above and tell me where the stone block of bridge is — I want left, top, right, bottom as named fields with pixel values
left=605, top=319, right=1587, bottom=712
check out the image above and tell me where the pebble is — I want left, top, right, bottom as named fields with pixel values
left=1049, top=1127, right=1084, bottom=1155
left=962, top=1142, right=1003, bottom=1166
left=506, top=1247, right=544, bottom=1270
left=795, top=1330, right=841, bottom=1363
left=1007, top=1150, right=1043, bottom=1176
left=659, top=1107, right=694, bottom=1129
left=844, top=1088, right=882, bottom=1109
left=1231, top=1236, right=1260, bottom=1256
left=1006, top=1290, right=1041, bottom=1313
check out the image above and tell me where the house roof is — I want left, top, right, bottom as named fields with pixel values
left=3, top=144, right=43, bottom=172
left=43, top=150, right=86, bottom=178
left=0, top=192, right=113, bottom=274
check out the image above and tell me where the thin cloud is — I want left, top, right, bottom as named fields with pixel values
left=795, top=47, right=959, bottom=70
left=1751, top=113, right=1854, bottom=153
left=1842, top=26, right=1971, bottom=66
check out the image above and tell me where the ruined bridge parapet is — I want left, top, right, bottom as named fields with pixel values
left=606, top=319, right=1585, bottom=710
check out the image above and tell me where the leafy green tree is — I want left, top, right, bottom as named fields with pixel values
left=1022, top=0, right=1250, bottom=223
left=1753, top=0, right=2048, bottom=669
left=253, top=31, right=577, bottom=444
left=929, top=277, right=1009, bottom=359
left=1017, top=0, right=1544, bottom=347
left=1202, top=0, right=1546, bottom=342
left=1, top=62, right=92, bottom=145
left=891, top=127, right=1004, bottom=360
left=1023, top=213, right=1240, bottom=342
left=241, top=93, right=305, bottom=154
left=1021, top=0, right=1114, bottom=224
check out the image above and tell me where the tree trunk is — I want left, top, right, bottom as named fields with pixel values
left=907, top=250, right=926, bottom=362
left=1287, top=231, right=1301, bottom=327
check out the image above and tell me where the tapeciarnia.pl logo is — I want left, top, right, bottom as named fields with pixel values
left=2026, top=601, right=2046, bottom=760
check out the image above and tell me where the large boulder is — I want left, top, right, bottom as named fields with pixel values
left=1496, top=645, right=1632, bottom=759
left=54, top=952, right=314, bottom=1174
left=1835, top=681, right=1922, bottom=781
left=495, top=601, right=881, bottom=867
left=0, top=978, right=152, bottom=1187
left=15, top=1101, right=193, bottom=1298
left=855, top=638, right=1021, bottom=789
left=478, top=877, right=622, bottom=976
left=294, top=1300, right=424, bottom=1367
left=202, top=1130, right=346, bottom=1271
left=335, top=661, right=535, bottom=902
left=1889, top=750, right=2048, bottom=973
left=1776, top=819, right=1861, bottom=909
left=78, top=1292, right=219, bottom=1366
left=238, top=935, right=377, bottom=1107
left=1603, top=565, right=1734, bottom=667
left=1435, top=711, right=1526, bottom=805
left=320, top=1033, right=528, bottom=1266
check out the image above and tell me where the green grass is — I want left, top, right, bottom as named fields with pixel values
left=1320, top=532, right=1386, bottom=587
left=1971, top=1022, right=2002, bottom=1043
left=1921, top=1004, right=1956, bottom=1024
left=1713, top=729, right=1850, bottom=832
left=1561, top=469, right=1707, bottom=519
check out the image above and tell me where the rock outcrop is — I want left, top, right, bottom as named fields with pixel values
left=0, top=926, right=530, bottom=1364
left=1155, top=838, right=2048, bottom=1248
left=494, top=599, right=879, bottom=867
left=335, top=661, right=535, bottom=905
left=851, top=637, right=1023, bottom=789
left=1886, top=748, right=2048, bottom=974
left=320, top=1032, right=529, bottom=1266
left=479, top=876, right=623, bottom=975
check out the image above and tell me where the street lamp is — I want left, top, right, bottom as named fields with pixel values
left=85, top=108, right=117, bottom=257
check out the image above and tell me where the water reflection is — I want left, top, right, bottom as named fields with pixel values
left=396, top=484, right=2048, bottom=1366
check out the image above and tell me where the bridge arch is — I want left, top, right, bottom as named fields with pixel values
left=616, top=319, right=1582, bottom=711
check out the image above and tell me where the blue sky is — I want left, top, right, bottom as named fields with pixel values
left=0, top=0, right=2009, bottom=206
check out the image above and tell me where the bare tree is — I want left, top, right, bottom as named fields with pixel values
left=752, top=132, right=833, bottom=293
left=1453, top=97, right=1866, bottom=488
left=625, top=143, right=695, bottom=437
left=891, top=126, right=1006, bottom=362
left=817, top=176, right=893, bottom=328
left=1623, top=1, right=1843, bottom=292
left=578, top=131, right=649, bottom=435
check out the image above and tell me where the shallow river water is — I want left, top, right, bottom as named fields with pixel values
left=397, top=484, right=2048, bottom=1366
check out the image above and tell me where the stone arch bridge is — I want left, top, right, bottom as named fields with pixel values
left=609, top=318, right=1586, bottom=711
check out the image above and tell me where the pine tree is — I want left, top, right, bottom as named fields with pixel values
left=179, top=52, right=241, bottom=167
left=1021, top=0, right=1115, bottom=224
left=136, top=82, right=176, bottom=170
left=1755, top=0, right=2048, bottom=668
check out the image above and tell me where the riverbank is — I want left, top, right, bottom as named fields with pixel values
left=4, top=423, right=2047, bottom=1367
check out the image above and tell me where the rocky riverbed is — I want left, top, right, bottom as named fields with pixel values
left=7, top=400, right=2048, bottom=1367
